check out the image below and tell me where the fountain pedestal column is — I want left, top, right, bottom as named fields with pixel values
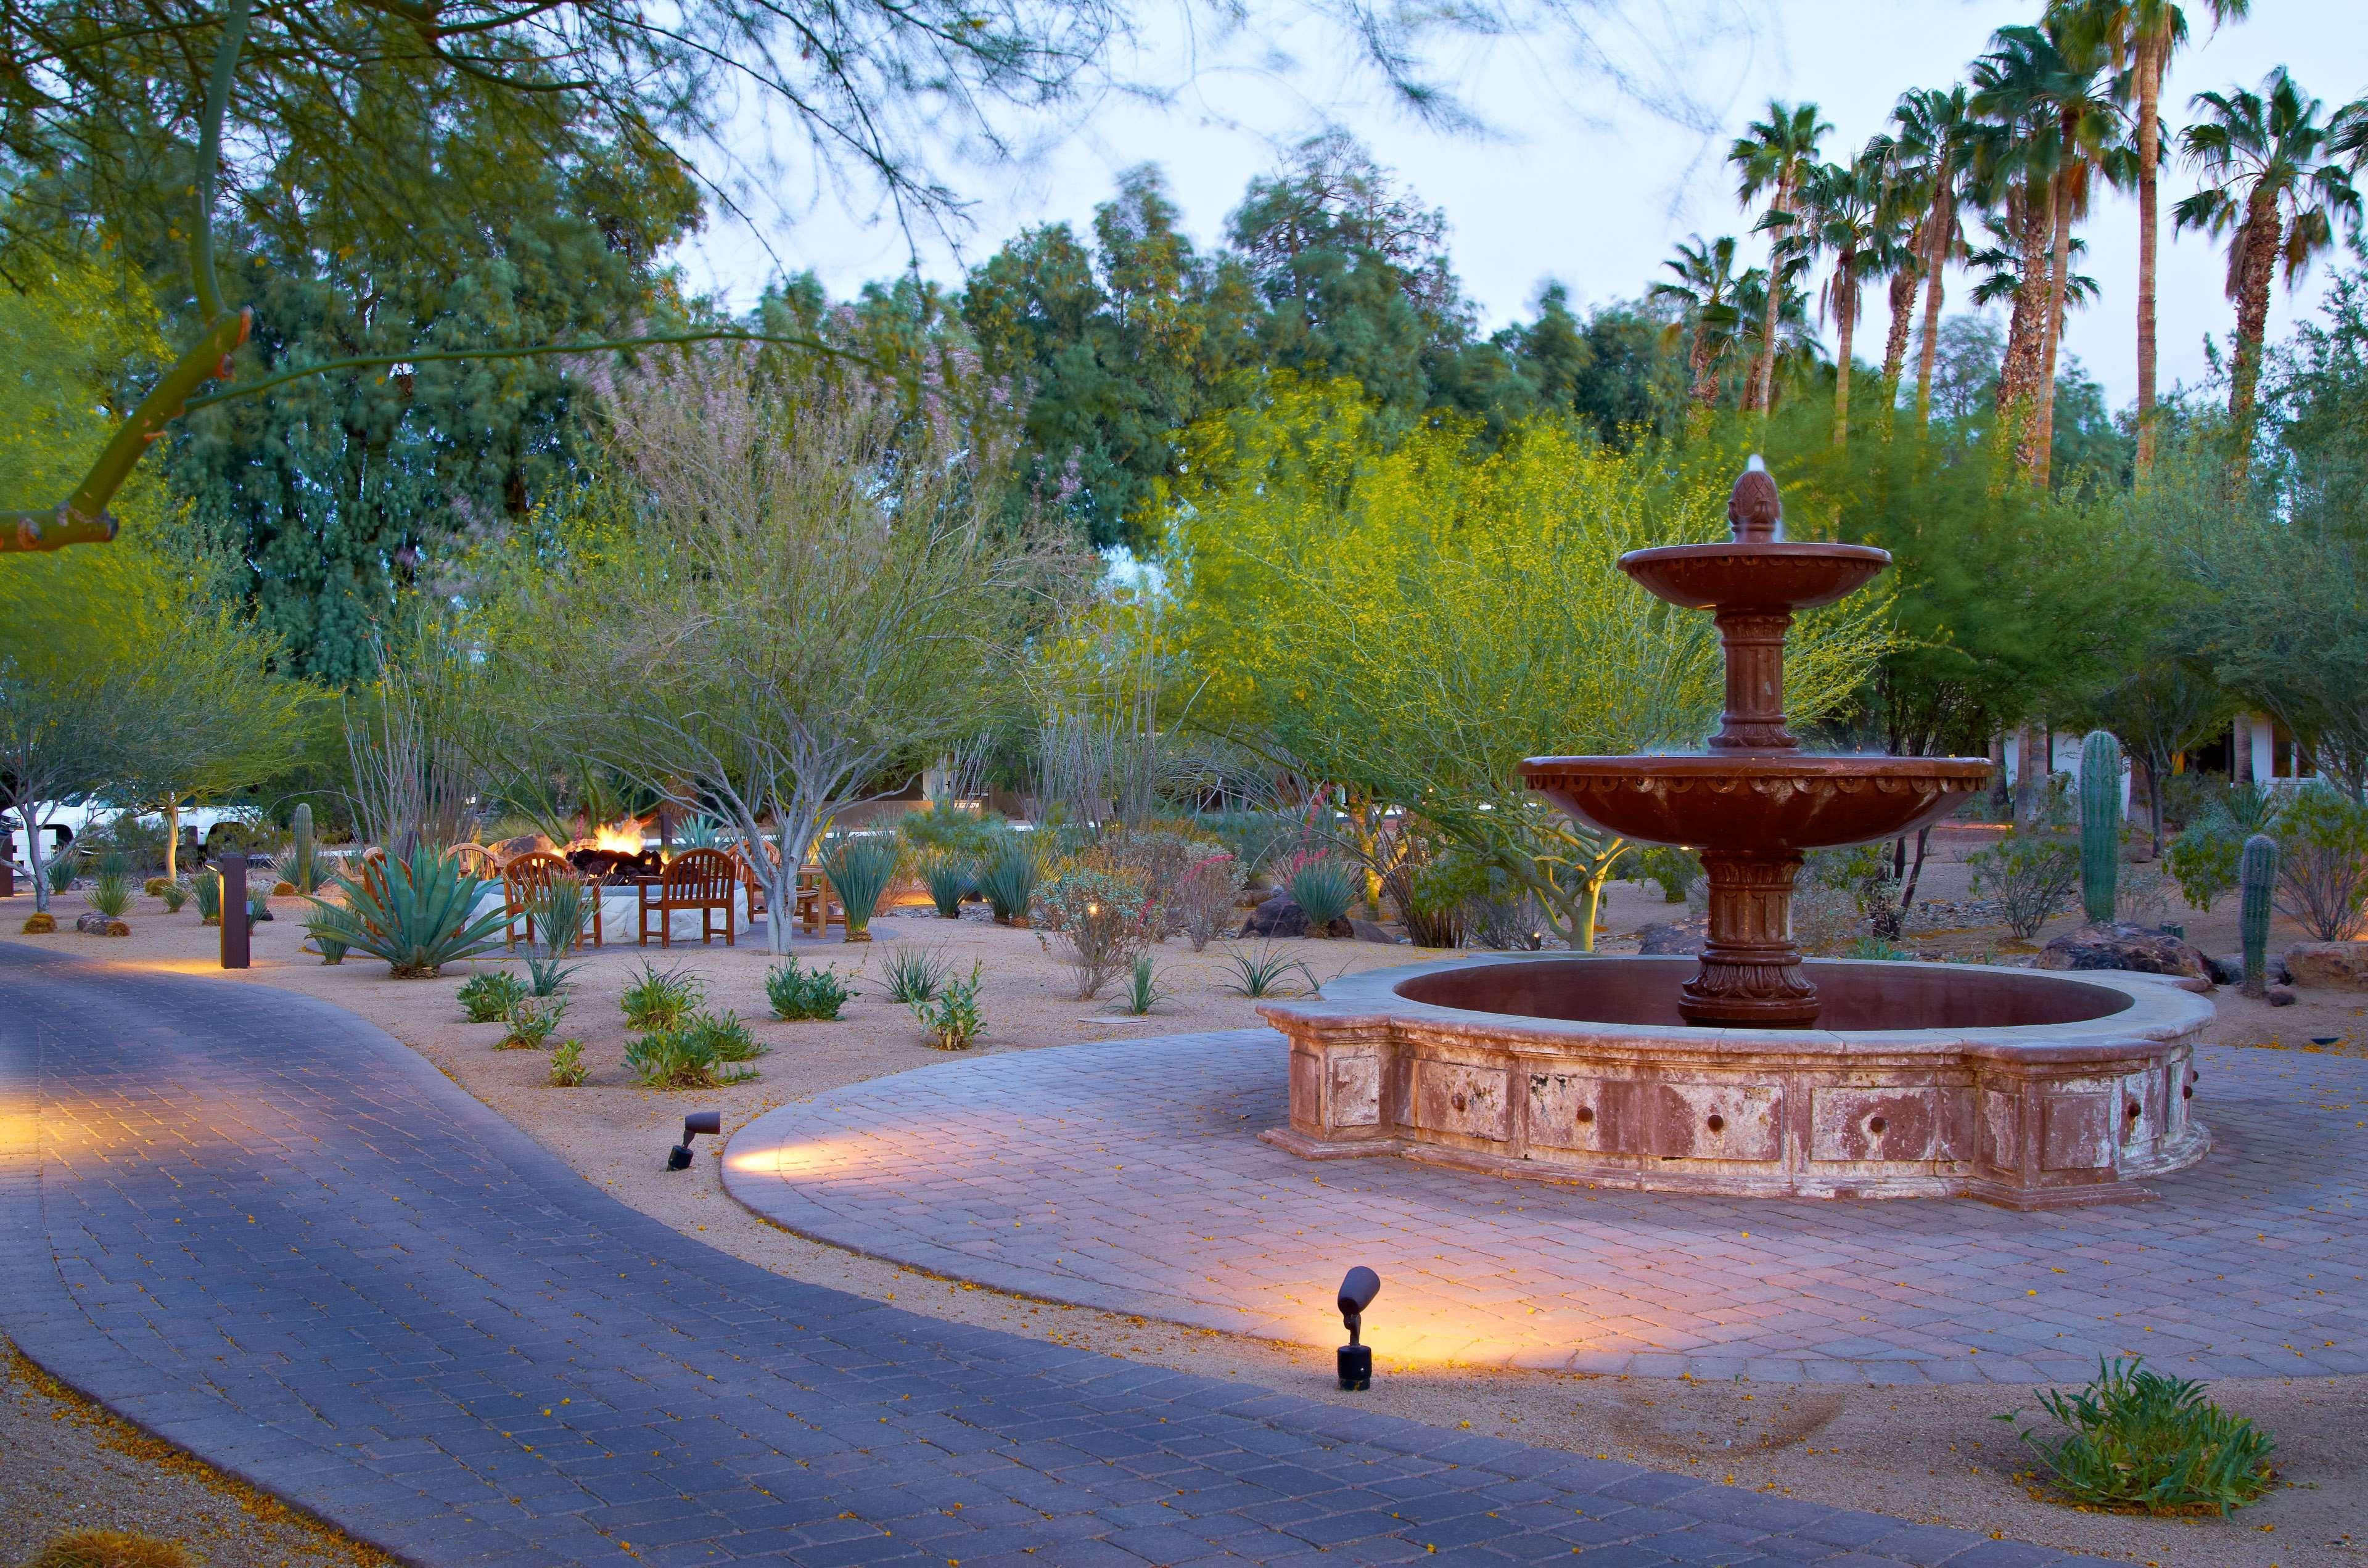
left=1682, top=850, right=1817, bottom=1026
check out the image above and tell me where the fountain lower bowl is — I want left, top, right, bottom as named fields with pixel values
left=1257, top=953, right=2213, bottom=1208
left=1520, top=753, right=1993, bottom=852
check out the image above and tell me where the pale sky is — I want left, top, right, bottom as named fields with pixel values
left=676, top=0, right=2368, bottom=409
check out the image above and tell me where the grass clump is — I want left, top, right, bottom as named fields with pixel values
left=974, top=835, right=1042, bottom=925
left=157, top=879, right=189, bottom=913
left=86, top=872, right=133, bottom=920
left=45, top=855, right=77, bottom=895
left=1285, top=858, right=1359, bottom=933
left=498, top=996, right=567, bottom=1050
left=625, top=1009, right=764, bottom=1088
left=878, top=944, right=952, bottom=1004
left=191, top=868, right=223, bottom=925
left=820, top=834, right=902, bottom=941
left=2010, top=1358, right=2275, bottom=1515
left=456, top=969, right=530, bottom=1023
left=27, top=1529, right=195, bottom=1568
left=546, top=1039, right=589, bottom=1086
left=620, top=962, right=702, bottom=1031
left=913, top=959, right=985, bottom=1049
left=919, top=852, right=973, bottom=919
left=1218, top=942, right=1319, bottom=998
left=1118, top=951, right=1170, bottom=1016
left=766, top=956, right=852, bottom=1020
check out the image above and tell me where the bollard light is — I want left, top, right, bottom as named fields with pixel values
left=666, top=1110, right=723, bottom=1171
left=1336, top=1266, right=1381, bottom=1390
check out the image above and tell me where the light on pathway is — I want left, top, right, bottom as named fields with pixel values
left=667, top=1110, right=722, bottom=1172
left=1336, top=1265, right=1380, bottom=1391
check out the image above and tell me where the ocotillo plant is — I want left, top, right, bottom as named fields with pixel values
left=2240, top=833, right=2278, bottom=999
left=2079, top=730, right=2124, bottom=925
left=291, top=802, right=316, bottom=894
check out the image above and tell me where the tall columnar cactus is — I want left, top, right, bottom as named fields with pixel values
left=2079, top=729, right=2124, bottom=924
left=2240, top=832, right=2278, bottom=999
left=291, top=802, right=316, bottom=894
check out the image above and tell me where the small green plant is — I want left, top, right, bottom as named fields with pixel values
left=46, top=854, right=76, bottom=894
left=2165, top=782, right=2284, bottom=912
left=245, top=886, right=273, bottom=926
left=457, top=970, right=530, bottom=1022
left=879, top=944, right=952, bottom=1004
left=821, top=834, right=902, bottom=941
left=522, top=876, right=591, bottom=995
left=2007, top=1358, right=2274, bottom=1514
left=191, top=868, right=223, bottom=924
left=2240, top=833, right=2277, bottom=999
left=157, top=879, right=189, bottom=913
left=546, top=1039, right=589, bottom=1086
left=303, top=848, right=506, bottom=977
left=1119, top=951, right=1171, bottom=1016
left=624, top=1011, right=762, bottom=1088
left=1967, top=831, right=2080, bottom=940
left=498, top=995, right=567, bottom=1050
left=87, top=872, right=132, bottom=919
left=974, top=835, right=1042, bottom=924
left=1285, top=857, right=1357, bottom=932
left=620, top=961, right=703, bottom=1031
left=316, top=934, right=348, bottom=965
left=913, top=959, right=985, bottom=1049
left=919, top=852, right=974, bottom=919
left=1841, top=936, right=1913, bottom=961
left=1219, top=942, right=1320, bottom=998
left=767, top=957, right=852, bottom=1020
left=675, top=813, right=728, bottom=850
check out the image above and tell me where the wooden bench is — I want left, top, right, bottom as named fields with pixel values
left=639, top=848, right=737, bottom=948
left=504, top=850, right=598, bottom=951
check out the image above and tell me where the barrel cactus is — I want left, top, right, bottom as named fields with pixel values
left=2079, top=730, right=2124, bottom=924
left=2240, top=832, right=2277, bottom=999
left=291, top=802, right=316, bottom=894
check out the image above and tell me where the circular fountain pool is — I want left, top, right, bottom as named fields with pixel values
left=1257, top=954, right=2214, bottom=1209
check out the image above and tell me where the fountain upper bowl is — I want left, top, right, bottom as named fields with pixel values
left=1620, top=541, right=1890, bottom=612
left=1520, top=753, right=1992, bottom=852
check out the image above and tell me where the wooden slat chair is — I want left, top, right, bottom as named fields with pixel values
left=451, top=843, right=501, bottom=880
left=639, top=848, right=737, bottom=948
left=797, top=865, right=843, bottom=937
left=504, top=850, right=598, bottom=951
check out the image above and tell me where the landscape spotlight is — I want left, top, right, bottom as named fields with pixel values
left=1336, top=1266, right=1381, bottom=1390
left=667, top=1110, right=723, bottom=1172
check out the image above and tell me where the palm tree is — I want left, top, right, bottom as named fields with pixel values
left=1973, top=20, right=2120, bottom=484
left=1730, top=258, right=1822, bottom=413
left=2059, top=0, right=2252, bottom=479
left=1891, top=85, right=1976, bottom=426
left=1797, top=152, right=1886, bottom=446
left=1967, top=214, right=2102, bottom=330
left=1729, top=101, right=1831, bottom=414
left=2176, top=67, right=2364, bottom=466
left=1648, top=236, right=1749, bottom=408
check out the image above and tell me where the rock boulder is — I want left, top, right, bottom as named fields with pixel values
left=74, top=911, right=129, bottom=936
left=1348, top=917, right=1403, bottom=945
left=2282, top=942, right=2368, bottom=991
left=1240, top=892, right=1351, bottom=940
left=2036, top=921, right=2213, bottom=985
left=1634, top=921, right=1706, bottom=956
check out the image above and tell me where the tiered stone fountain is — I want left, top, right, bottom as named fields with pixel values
left=1260, top=461, right=2213, bottom=1207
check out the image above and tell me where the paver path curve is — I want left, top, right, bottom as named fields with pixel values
left=0, top=944, right=2070, bottom=1567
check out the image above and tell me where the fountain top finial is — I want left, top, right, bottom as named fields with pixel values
left=1729, top=454, right=1782, bottom=543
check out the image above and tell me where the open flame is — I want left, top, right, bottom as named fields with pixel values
left=590, top=820, right=645, bottom=855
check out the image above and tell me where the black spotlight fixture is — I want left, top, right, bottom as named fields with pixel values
left=667, top=1110, right=723, bottom=1171
left=1336, top=1266, right=1381, bottom=1390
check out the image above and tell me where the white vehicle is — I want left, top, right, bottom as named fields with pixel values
left=4, top=802, right=258, bottom=875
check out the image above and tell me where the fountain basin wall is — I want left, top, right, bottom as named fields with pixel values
left=1257, top=954, right=2214, bottom=1208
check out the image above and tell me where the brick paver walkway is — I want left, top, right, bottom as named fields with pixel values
left=0, top=945, right=2079, bottom=1567
left=727, top=1031, right=2368, bottom=1385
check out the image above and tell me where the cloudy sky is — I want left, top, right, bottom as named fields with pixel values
left=677, top=0, right=2368, bottom=409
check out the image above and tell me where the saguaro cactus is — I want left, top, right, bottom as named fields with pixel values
left=291, top=802, right=316, bottom=894
left=2240, top=832, right=2278, bottom=999
left=2079, top=729, right=2124, bottom=924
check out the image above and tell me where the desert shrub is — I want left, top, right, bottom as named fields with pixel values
left=767, top=958, right=851, bottom=1020
left=1118, top=951, right=1170, bottom=1016
left=1285, top=857, right=1357, bottom=933
left=1173, top=852, right=1248, bottom=951
left=157, top=879, right=189, bottom=913
left=302, top=848, right=505, bottom=977
left=913, top=959, right=985, bottom=1048
left=26, top=1528, right=194, bottom=1568
left=82, top=813, right=168, bottom=876
left=1468, top=884, right=1548, bottom=950
left=879, top=944, right=952, bottom=1003
left=1396, top=850, right=1489, bottom=950
left=620, top=962, right=703, bottom=1031
left=546, top=1039, right=589, bottom=1086
left=142, top=876, right=173, bottom=897
left=898, top=802, right=1005, bottom=861
left=974, top=834, right=1043, bottom=924
left=1037, top=868, right=1154, bottom=998
left=87, top=872, right=131, bottom=919
left=919, top=852, right=974, bottom=918
left=1194, top=810, right=1296, bottom=882
left=624, top=1017, right=760, bottom=1089
left=1967, top=831, right=2080, bottom=940
left=683, top=1008, right=763, bottom=1061
left=457, top=970, right=530, bottom=1022
left=1632, top=845, right=1700, bottom=903
left=2165, top=782, right=2284, bottom=912
left=2273, top=784, right=2368, bottom=942
left=1103, top=829, right=1206, bottom=938
left=2117, top=864, right=2174, bottom=926
left=1219, top=942, right=1319, bottom=998
left=498, top=996, right=567, bottom=1050
left=2014, top=1358, right=2274, bottom=1514
left=821, top=834, right=902, bottom=938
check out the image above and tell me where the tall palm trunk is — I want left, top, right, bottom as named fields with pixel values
left=1687, top=331, right=1717, bottom=406
left=1999, top=188, right=2050, bottom=472
left=1914, top=186, right=1954, bottom=424
left=2031, top=162, right=2078, bottom=485
left=2134, top=33, right=2165, bottom=480
left=1881, top=264, right=1917, bottom=404
left=1753, top=176, right=1794, bottom=412
left=2228, top=192, right=2282, bottom=477
left=1832, top=247, right=1859, bottom=446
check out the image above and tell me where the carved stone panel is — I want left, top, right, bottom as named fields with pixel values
left=2041, top=1091, right=2115, bottom=1171
left=1978, top=1089, right=2023, bottom=1171
left=1288, top=1048, right=1324, bottom=1131
left=1811, top=1086, right=1946, bottom=1162
left=1525, top=1073, right=1638, bottom=1154
left=1642, top=1080, right=1782, bottom=1161
left=1329, top=1051, right=1382, bottom=1128
left=1410, top=1060, right=1511, bottom=1143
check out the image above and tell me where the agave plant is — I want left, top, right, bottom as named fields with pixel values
left=304, top=846, right=508, bottom=978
